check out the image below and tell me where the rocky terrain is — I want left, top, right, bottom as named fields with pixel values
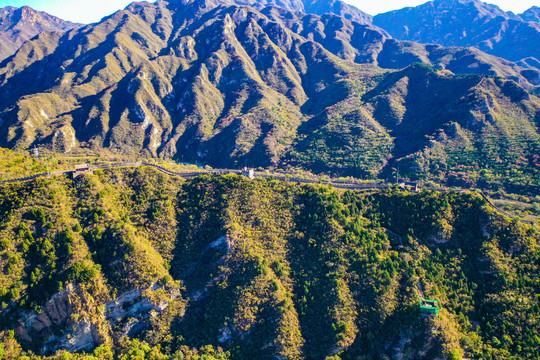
left=373, top=0, right=540, bottom=66
left=0, top=0, right=538, bottom=192
left=0, top=6, right=80, bottom=62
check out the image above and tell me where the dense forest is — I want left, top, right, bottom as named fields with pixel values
left=0, top=164, right=538, bottom=359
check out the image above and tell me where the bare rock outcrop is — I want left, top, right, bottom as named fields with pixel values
left=106, top=284, right=182, bottom=337
left=14, top=282, right=181, bottom=355
left=16, top=284, right=78, bottom=342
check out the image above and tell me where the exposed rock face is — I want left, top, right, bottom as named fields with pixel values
left=207, top=235, right=230, bottom=255
left=14, top=284, right=104, bottom=354
left=14, top=283, right=180, bottom=355
left=16, top=284, right=78, bottom=343
left=46, top=320, right=96, bottom=353
left=106, top=284, right=181, bottom=336
left=0, top=6, right=81, bottom=61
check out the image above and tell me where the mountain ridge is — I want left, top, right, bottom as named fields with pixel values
left=0, top=0, right=538, bottom=191
left=0, top=5, right=81, bottom=62
left=520, top=5, right=540, bottom=22
left=373, top=0, right=540, bottom=65
left=224, top=0, right=372, bottom=23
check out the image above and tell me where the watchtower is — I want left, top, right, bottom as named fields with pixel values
left=73, top=164, right=90, bottom=178
left=419, top=299, right=439, bottom=316
left=242, top=167, right=254, bottom=179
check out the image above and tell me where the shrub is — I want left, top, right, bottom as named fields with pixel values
left=66, top=262, right=99, bottom=283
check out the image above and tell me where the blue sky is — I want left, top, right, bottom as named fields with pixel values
left=0, top=0, right=537, bottom=23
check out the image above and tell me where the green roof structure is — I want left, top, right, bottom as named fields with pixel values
left=419, top=299, right=439, bottom=315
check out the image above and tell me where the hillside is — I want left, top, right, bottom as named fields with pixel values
left=0, top=0, right=538, bottom=192
left=0, top=6, right=80, bottom=62
left=261, top=6, right=540, bottom=92
left=287, top=64, right=540, bottom=191
left=0, top=165, right=538, bottom=359
left=520, top=6, right=540, bottom=22
left=229, top=0, right=372, bottom=24
left=373, top=0, right=540, bottom=66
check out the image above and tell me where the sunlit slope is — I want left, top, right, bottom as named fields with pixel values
left=0, top=167, right=538, bottom=359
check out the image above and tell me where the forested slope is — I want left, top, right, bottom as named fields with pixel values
left=0, top=166, right=538, bottom=359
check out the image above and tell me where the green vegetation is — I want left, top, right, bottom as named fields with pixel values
left=0, top=2, right=538, bottom=358
left=490, top=192, right=540, bottom=227
left=0, top=148, right=206, bottom=182
left=0, top=0, right=538, bottom=193
left=0, top=332, right=230, bottom=360
left=0, top=148, right=65, bottom=181
left=0, top=164, right=538, bottom=359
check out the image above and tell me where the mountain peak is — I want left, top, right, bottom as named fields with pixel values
left=373, top=0, right=540, bottom=62
left=422, top=0, right=510, bottom=18
left=0, top=6, right=81, bottom=61
left=520, top=5, right=540, bottom=22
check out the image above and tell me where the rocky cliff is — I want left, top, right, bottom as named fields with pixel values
left=0, top=6, right=80, bottom=61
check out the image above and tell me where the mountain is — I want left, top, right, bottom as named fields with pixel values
left=373, top=0, right=540, bottom=65
left=0, top=163, right=538, bottom=359
left=261, top=6, right=540, bottom=91
left=520, top=6, right=540, bottom=22
left=226, top=0, right=372, bottom=24
left=287, top=63, right=540, bottom=191
left=0, top=6, right=81, bottom=62
left=0, top=0, right=538, bottom=191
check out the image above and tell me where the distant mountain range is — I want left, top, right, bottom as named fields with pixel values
left=225, top=0, right=372, bottom=23
left=0, top=6, right=80, bottom=61
left=373, top=0, right=540, bottom=66
left=520, top=5, right=540, bottom=22
left=0, top=0, right=538, bottom=190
